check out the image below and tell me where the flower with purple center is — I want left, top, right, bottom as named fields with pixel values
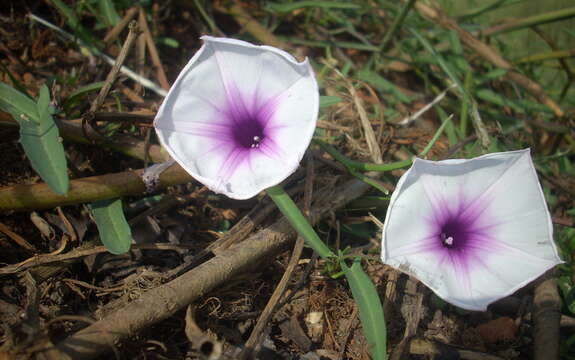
left=381, top=149, right=563, bottom=311
left=154, top=36, right=318, bottom=199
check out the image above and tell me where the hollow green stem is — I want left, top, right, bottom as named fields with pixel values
left=266, top=185, right=334, bottom=260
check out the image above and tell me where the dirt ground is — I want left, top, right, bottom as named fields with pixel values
left=0, top=1, right=573, bottom=360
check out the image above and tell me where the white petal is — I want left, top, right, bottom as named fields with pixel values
left=154, top=37, right=318, bottom=199
left=382, top=149, right=563, bottom=311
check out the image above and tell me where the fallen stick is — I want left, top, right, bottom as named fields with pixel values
left=409, top=338, right=504, bottom=360
left=51, top=176, right=373, bottom=360
left=414, top=2, right=564, bottom=118
left=533, top=276, right=561, bottom=360
left=0, top=163, right=192, bottom=212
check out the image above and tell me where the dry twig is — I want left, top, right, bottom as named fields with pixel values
left=533, top=276, right=561, bottom=360
left=0, top=163, right=192, bottom=212
left=138, top=7, right=170, bottom=90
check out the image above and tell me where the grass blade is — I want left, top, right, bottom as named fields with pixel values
left=341, top=257, right=387, bottom=360
left=410, top=28, right=490, bottom=147
left=266, top=1, right=361, bottom=13
left=98, top=0, right=121, bottom=27
left=267, top=185, right=333, bottom=260
left=320, top=95, right=342, bottom=109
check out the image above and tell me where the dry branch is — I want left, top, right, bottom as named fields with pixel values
left=409, top=338, right=504, bottom=360
left=533, top=276, right=561, bottom=360
left=51, top=176, right=374, bottom=360
left=415, top=1, right=564, bottom=117
left=138, top=7, right=170, bottom=90
left=0, top=163, right=192, bottom=212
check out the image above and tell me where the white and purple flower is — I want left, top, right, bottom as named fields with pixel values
left=382, top=149, right=563, bottom=311
left=154, top=36, right=318, bottom=199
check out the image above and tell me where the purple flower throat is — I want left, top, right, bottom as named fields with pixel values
left=229, top=109, right=267, bottom=149
left=438, top=216, right=471, bottom=250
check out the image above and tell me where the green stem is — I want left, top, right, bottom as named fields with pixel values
left=516, top=48, right=575, bottom=64
left=419, top=114, right=453, bottom=157
left=314, top=139, right=412, bottom=172
left=482, top=6, right=575, bottom=37
left=379, top=0, right=417, bottom=52
left=266, top=185, right=334, bottom=260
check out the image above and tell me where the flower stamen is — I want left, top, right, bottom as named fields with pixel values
left=440, top=232, right=455, bottom=247
left=251, top=136, right=261, bottom=148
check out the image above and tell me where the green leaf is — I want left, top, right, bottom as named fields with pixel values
left=341, top=257, right=387, bottom=360
left=98, top=0, right=121, bottom=27
left=476, top=88, right=552, bottom=113
left=265, top=1, right=361, bottom=13
left=90, top=198, right=132, bottom=255
left=63, top=81, right=105, bottom=114
left=356, top=70, right=412, bottom=104
left=20, top=123, right=69, bottom=195
left=266, top=185, right=333, bottom=260
left=155, top=36, right=180, bottom=48
left=410, top=28, right=465, bottom=91
left=49, top=0, right=99, bottom=47
left=319, top=95, right=342, bottom=109
left=566, top=287, right=575, bottom=316
left=411, top=28, right=490, bottom=147
left=0, top=82, right=39, bottom=125
left=37, top=84, right=51, bottom=121
left=0, top=83, right=69, bottom=195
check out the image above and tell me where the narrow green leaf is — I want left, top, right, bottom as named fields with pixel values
left=356, top=70, right=412, bottom=104
left=457, top=0, right=522, bottom=21
left=98, top=0, right=121, bottom=27
left=49, top=0, right=98, bottom=46
left=266, top=1, right=361, bottom=13
left=476, top=88, right=551, bottom=113
left=410, top=28, right=464, bottom=91
left=281, top=37, right=379, bottom=51
left=156, top=36, right=180, bottom=48
left=90, top=198, right=132, bottom=255
left=566, top=287, right=575, bottom=315
left=341, top=257, right=387, bottom=360
left=411, top=28, right=490, bottom=147
left=320, top=95, right=342, bottom=109
left=63, top=81, right=105, bottom=113
left=267, top=185, right=334, bottom=260
left=478, top=68, right=508, bottom=82
left=314, top=139, right=412, bottom=172
left=66, top=81, right=105, bottom=100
